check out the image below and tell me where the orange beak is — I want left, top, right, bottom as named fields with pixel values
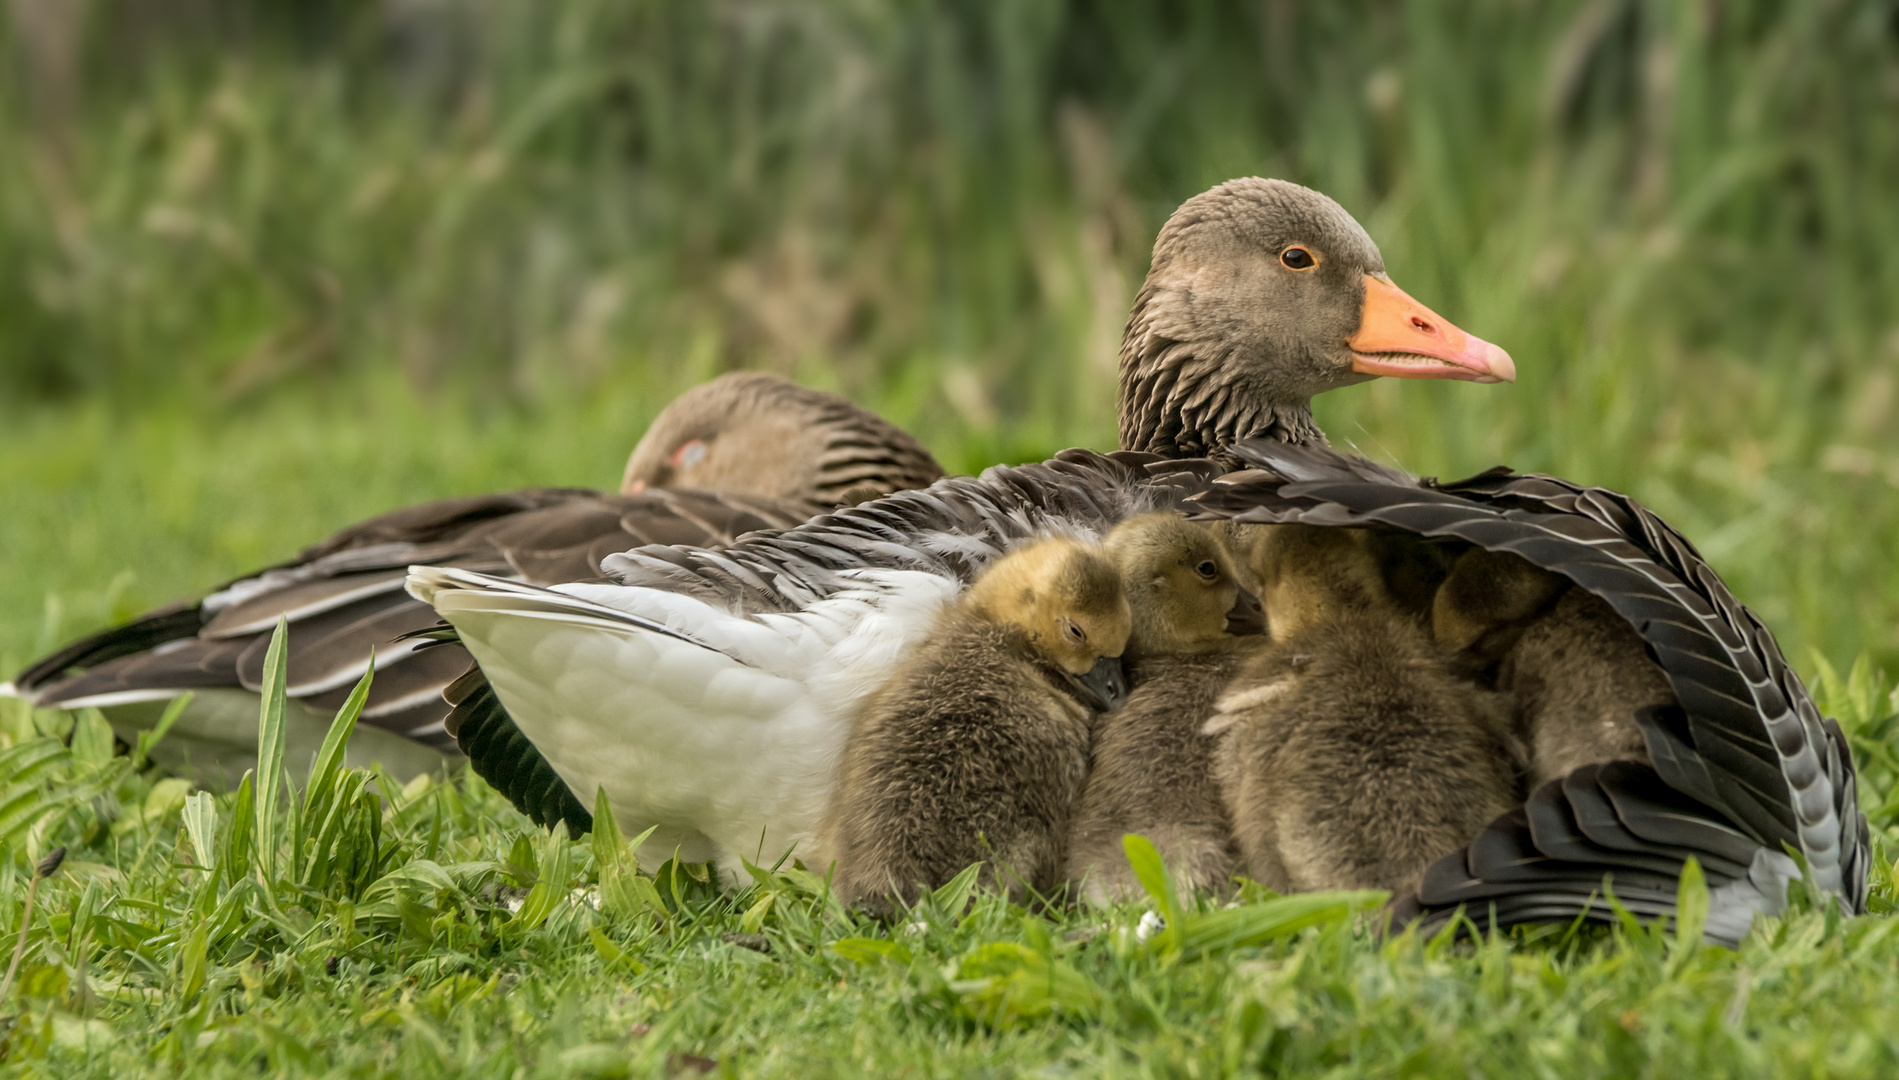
left=1346, top=275, right=1515, bottom=384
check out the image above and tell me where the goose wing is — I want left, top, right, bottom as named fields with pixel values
left=8, top=488, right=812, bottom=749
left=1193, top=440, right=1868, bottom=945
left=597, top=451, right=1221, bottom=609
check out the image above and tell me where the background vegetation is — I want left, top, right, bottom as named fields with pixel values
left=2, top=0, right=1898, bottom=673
left=2, top=0, right=1898, bottom=1075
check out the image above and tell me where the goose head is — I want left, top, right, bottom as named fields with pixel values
left=621, top=371, right=945, bottom=511
left=965, top=536, right=1134, bottom=709
left=1103, top=512, right=1258, bottom=659
left=1231, top=523, right=1394, bottom=641
left=1120, top=177, right=1514, bottom=457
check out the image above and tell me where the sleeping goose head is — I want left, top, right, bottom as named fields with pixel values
left=963, top=536, right=1134, bottom=710
left=1103, top=512, right=1258, bottom=659
left=621, top=371, right=945, bottom=511
left=1119, top=177, right=1515, bottom=457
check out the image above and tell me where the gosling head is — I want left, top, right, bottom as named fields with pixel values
left=1119, top=177, right=1514, bottom=457
left=1237, top=523, right=1393, bottom=641
left=1103, top=513, right=1259, bottom=658
left=621, top=372, right=944, bottom=511
left=965, top=536, right=1134, bottom=710
left=1432, top=547, right=1569, bottom=654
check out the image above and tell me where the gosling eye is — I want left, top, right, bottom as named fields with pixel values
left=1061, top=618, right=1087, bottom=646
left=1194, top=560, right=1219, bottom=581
left=1280, top=246, right=1316, bottom=271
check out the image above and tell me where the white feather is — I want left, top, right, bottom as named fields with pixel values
left=409, top=564, right=960, bottom=878
left=32, top=687, right=188, bottom=710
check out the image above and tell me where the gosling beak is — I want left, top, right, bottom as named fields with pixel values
left=1224, top=588, right=1266, bottom=637
left=1073, top=655, right=1128, bottom=712
left=1347, top=274, right=1515, bottom=384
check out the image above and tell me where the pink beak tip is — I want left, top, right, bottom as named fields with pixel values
left=1473, top=343, right=1519, bottom=385
left=1470, top=338, right=1516, bottom=384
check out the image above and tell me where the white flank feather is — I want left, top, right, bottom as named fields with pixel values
left=407, top=564, right=959, bottom=878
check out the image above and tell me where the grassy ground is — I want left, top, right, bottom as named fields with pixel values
left=0, top=658, right=1894, bottom=1078
left=4, top=1, right=1899, bottom=1075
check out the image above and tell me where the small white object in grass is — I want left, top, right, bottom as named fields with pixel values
left=577, top=886, right=601, bottom=911
left=503, top=893, right=527, bottom=915
left=904, top=919, right=930, bottom=937
left=1135, top=911, right=1167, bottom=942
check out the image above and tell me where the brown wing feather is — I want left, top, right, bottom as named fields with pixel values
left=15, top=487, right=823, bottom=755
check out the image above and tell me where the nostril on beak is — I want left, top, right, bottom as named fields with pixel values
left=1411, top=316, right=1434, bottom=334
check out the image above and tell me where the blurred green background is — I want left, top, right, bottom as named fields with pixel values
left=2, top=0, right=1896, bottom=680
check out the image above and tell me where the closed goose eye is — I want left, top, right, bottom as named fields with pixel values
left=669, top=439, right=711, bottom=469
left=1061, top=618, right=1087, bottom=646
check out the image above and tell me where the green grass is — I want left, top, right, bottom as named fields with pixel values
left=0, top=641, right=1895, bottom=1078
left=3, top=1, right=1899, bottom=1074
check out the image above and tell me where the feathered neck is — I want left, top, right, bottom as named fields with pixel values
left=1115, top=285, right=1326, bottom=459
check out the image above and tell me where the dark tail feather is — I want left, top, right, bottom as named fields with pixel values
left=448, top=671, right=593, bottom=836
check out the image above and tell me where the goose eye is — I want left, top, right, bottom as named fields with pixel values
left=1195, top=560, right=1219, bottom=580
left=669, top=439, right=711, bottom=469
left=1280, top=246, right=1316, bottom=271
left=1061, top=619, right=1087, bottom=646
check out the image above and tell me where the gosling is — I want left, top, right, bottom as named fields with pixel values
left=1433, top=547, right=1673, bottom=786
left=1210, top=524, right=1522, bottom=897
left=1065, top=513, right=1258, bottom=904
left=823, top=536, right=1133, bottom=914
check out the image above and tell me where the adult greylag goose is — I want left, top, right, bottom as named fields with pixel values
left=410, top=178, right=1866, bottom=943
left=3, top=373, right=943, bottom=784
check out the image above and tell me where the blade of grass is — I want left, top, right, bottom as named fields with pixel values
left=253, top=618, right=290, bottom=888
left=132, top=692, right=193, bottom=772
left=180, top=791, right=218, bottom=874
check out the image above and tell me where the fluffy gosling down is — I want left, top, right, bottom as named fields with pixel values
left=1433, top=547, right=1673, bottom=787
left=1065, top=513, right=1261, bottom=904
left=1209, top=524, right=1522, bottom=897
left=823, top=536, right=1133, bottom=913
